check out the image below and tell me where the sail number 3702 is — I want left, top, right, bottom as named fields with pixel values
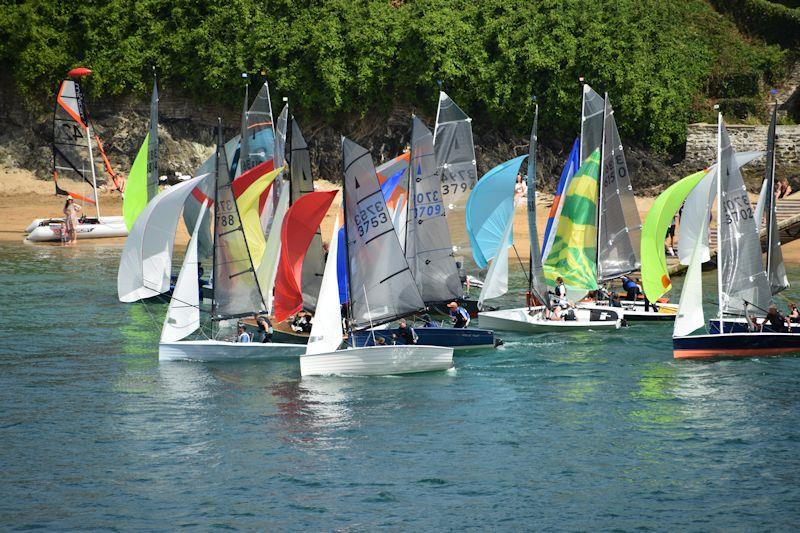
left=723, top=194, right=753, bottom=225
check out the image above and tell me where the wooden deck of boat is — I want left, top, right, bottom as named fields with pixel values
left=667, top=193, right=800, bottom=276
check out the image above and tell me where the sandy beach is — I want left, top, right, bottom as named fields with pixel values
left=5, top=166, right=800, bottom=263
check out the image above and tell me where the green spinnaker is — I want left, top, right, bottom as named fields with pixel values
left=123, top=132, right=150, bottom=231
left=640, top=169, right=707, bottom=302
left=543, top=149, right=600, bottom=290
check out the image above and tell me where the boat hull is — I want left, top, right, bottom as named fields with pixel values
left=25, top=216, right=127, bottom=242
left=300, top=345, right=454, bottom=376
left=673, top=332, right=800, bottom=359
left=158, top=340, right=306, bottom=362
left=578, top=301, right=678, bottom=321
left=478, top=306, right=622, bottom=333
left=350, top=327, right=496, bottom=351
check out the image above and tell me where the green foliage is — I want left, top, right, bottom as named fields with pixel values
left=710, top=0, right=800, bottom=47
left=0, top=0, right=790, bottom=152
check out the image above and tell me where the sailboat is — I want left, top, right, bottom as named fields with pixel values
left=26, top=69, right=127, bottom=242
left=349, top=116, right=497, bottom=351
left=476, top=103, right=623, bottom=333
left=122, top=72, right=160, bottom=231
left=431, top=91, right=494, bottom=317
left=159, top=121, right=306, bottom=362
left=299, top=138, right=454, bottom=376
left=672, top=111, right=800, bottom=359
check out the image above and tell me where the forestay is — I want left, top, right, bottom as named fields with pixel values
left=211, top=125, right=267, bottom=320
left=716, top=116, right=772, bottom=316
left=405, top=117, right=462, bottom=303
left=597, top=95, right=641, bottom=281
left=342, top=138, right=425, bottom=329
left=161, top=200, right=208, bottom=343
left=117, top=175, right=207, bottom=302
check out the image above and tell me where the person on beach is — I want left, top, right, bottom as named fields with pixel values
left=665, top=213, right=677, bottom=256
left=777, top=178, right=792, bottom=200
left=447, top=302, right=470, bottom=328
left=63, top=197, right=81, bottom=245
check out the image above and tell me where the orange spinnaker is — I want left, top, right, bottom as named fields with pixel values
left=273, top=190, right=338, bottom=322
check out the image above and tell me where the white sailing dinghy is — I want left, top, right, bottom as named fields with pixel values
left=300, top=138, right=453, bottom=376
left=477, top=103, right=622, bottom=333
left=159, top=122, right=305, bottom=362
left=27, top=70, right=126, bottom=241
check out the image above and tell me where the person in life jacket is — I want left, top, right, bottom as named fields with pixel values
left=552, top=277, right=568, bottom=307
left=447, top=301, right=471, bottom=328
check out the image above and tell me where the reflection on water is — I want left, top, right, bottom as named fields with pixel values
left=3, top=242, right=800, bottom=529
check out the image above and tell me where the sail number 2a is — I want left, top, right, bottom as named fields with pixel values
left=723, top=193, right=753, bottom=225
left=354, top=200, right=389, bottom=237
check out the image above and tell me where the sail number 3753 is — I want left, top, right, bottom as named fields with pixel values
left=355, top=201, right=388, bottom=237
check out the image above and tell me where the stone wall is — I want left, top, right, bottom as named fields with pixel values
left=685, top=123, right=800, bottom=175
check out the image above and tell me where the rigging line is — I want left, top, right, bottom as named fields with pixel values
left=511, top=244, right=530, bottom=285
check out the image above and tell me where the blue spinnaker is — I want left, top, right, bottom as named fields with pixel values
left=465, top=155, right=527, bottom=269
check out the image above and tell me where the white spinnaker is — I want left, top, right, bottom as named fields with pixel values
left=478, top=210, right=514, bottom=308
left=256, top=180, right=290, bottom=312
left=161, top=200, right=208, bottom=342
left=306, top=216, right=344, bottom=355
left=678, top=151, right=764, bottom=265
left=118, top=175, right=206, bottom=302
left=674, top=209, right=709, bottom=337
left=754, top=179, right=768, bottom=233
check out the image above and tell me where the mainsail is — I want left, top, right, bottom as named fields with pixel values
left=52, top=79, right=99, bottom=211
left=580, top=84, right=604, bottom=164
left=716, top=115, right=772, bottom=316
left=236, top=81, right=275, bottom=177
left=597, top=94, right=641, bottom=281
left=290, top=118, right=326, bottom=310
left=433, top=91, right=478, bottom=207
left=342, top=137, right=425, bottom=329
left=405, top=116, right=462, bottom=303
left=211, top=123, right=267, bottom=320
left=764, top=104, right=789, bottom=295
left=527, top=105, right=550, bottom=307
left=123, top=77, right=159, bottom=230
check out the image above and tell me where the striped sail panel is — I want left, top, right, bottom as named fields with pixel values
left=541, top=138, right=580, bottom=261
left=717, top=117, right=772, bottom=316
left=342, top=138, right=425, bottom=329
left=543, top=149, right=600, bottom=290
left=598, top=96, right=641, bottom=281
left=405, top=117, right=462, bottom=303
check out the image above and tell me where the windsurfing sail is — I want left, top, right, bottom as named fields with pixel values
left=273, top=190, right=338, bottom=322
left=52, top=79, right=99, bottom=212
left=123, top=77, right=159, bottom=230
left=541, top=138, right=580, bottom=260
left=763, top=104, right=789, bottom=295
left=716, top=114, right=772, bottom=317
left=290, top=118, right=326, bottom=311
left=405, top=116, right=462, bottom=303
left=465, top=156, right=527, bottom=269
left=161, top=200, right=208, bottom=343
left=211, top=121, right=267, bottom=320
left=117, top=174, right=208, bottom=302
left=527, top=106, right=550, bottom=308
left=640, top=170, right=707, bottom=302
left=597, top=94, right=641, bottom=281
left=306, top=215, right=345, bottom=356
left=342, top=137, right=425, bottom=329
left=543, top=149, right=600, bottom=290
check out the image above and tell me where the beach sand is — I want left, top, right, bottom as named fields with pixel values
left=5, top=166, right=800, bottom=263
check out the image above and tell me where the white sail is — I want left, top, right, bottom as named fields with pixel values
left=118, top=175, right=207, bottom=302
left=256, top=179, right=290, bottom=312
left=306, top=216, right=344, bottom=356
left=674, top=211, right=708, bottom=337
left=161, top=201, right=208, bottom=342
left=478, top=210, right=514, bottom=308
left=754, top=179, right=768, bottom=234
left=677, top=151, right=765, bottom=265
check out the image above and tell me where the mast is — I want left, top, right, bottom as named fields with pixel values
left=596, top=93, right=608, bottom=279
left=286, top=100, right=292, bottom=204
left=528, top=102, right=537, bottom=298
left=86, top=122, right=100, bottom=218
left=765, top=102, right=777, bottom=280
left=716, top=112, right=724, bottom=331
left=340, top=137, right=354, bottom=339
left=579, top=78, right=587, bottom=163
left=210, top=120, right=221, bottom=339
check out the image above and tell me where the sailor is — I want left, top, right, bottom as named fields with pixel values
left=420, top=314, right=437, bottom=328
left=236, top=323, right=251, bottom=343
left=255, top=314, right=273, bottom=343
left=552, top=277, right=568, bottom=307
left=447, top=301, right=471, bottom=328
left=766, top=305, right=788, bottom=333
left=397, top=319, right=419, bottom=345
left=789, top=303, right=800, bottom=324
left=620, top=275, right=639, bottom=301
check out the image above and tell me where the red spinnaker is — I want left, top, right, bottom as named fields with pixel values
left=273, top=190, right=338, bottom=322
left=232, top=159, right=275, bottom=199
